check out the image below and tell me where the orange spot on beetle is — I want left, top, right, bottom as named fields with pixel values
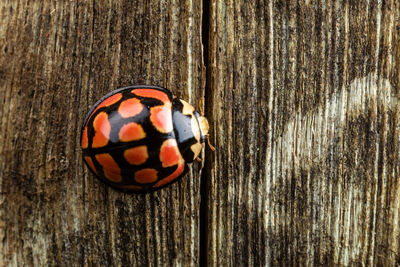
left=118, top=98, right=143, bottom=118
left=134, top=168, right=158, bottom=184
left=159, top=139, right=182, bottom=167
left=124, top=146, right=148, bottom=165
left=81, top=126, right=89, bottom=149
left=132, top=88, right=170, bottom=103
left=88, top=93, right=122, bottom=122
left=153, top=163, right=185, bottom=188
left=119, top=122, right=146, bottom=142
left=95, top=93, right=122, bottom=113
left=84, top=156, right=97, bottom=174
left=150, top=104, right=173, bottom=133
left=95, top=153, right=122, bottom=182
left=92, top=112, right=111, bottom=148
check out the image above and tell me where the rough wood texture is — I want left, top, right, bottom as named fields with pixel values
left=0, top=0, right=204, bottom=266
left=1, top=0, right=400, bottom=266
left=206, top=0, right=400, bottom=266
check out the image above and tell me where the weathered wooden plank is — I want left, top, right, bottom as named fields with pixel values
left=205, top=0, right=400, bottom=265
left=0, top=0, right=204, bottom=265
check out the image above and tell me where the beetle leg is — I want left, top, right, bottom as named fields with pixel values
left=207, top=136, right=215, bottom=151
left=199, top=98, right=204, bottom=116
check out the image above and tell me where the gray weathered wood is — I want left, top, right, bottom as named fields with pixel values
left=205, top=0, right=400, bottom=266
left=1, top=0, right=400, bottom=266
left=0, top=0, right=204, bottom=266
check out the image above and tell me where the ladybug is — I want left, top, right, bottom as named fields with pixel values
left=81, top=85, right=209, bottom=192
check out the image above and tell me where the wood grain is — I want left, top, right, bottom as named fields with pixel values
left=1, top=0, right=400, bottom=266
left=0, top=0, right=204, bottom=266
left=205, top=0, right=400, bottom=266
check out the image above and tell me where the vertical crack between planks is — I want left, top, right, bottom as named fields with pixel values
left=200, top=0, right=211, bottom=266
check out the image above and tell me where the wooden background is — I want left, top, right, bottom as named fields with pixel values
left=0, top=0, right=399, bottom=266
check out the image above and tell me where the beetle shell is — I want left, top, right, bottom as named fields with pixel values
left=81, top=85, right=208, bottom=192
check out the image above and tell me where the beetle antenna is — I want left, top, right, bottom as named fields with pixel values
left=198, top=98, right=213, bottom=151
